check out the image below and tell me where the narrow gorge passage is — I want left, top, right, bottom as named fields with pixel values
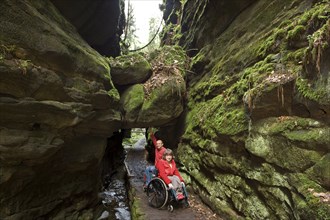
left=1, top=0, right=330, bottom=219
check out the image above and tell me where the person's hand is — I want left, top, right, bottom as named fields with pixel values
left=168, top=183, right=173, bottom=189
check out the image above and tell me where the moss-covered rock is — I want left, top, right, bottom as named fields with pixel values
left=172, top=0, right=330, bottom=219
left=120, top=84, right=144, bottom=123
left=109, top=53, right=152, bottom=86
left=306, top=153, right=330, bottom=188
left=288, top=173, right=330, bottom=220
left=246, top=117, right=328, bottom=171
left=119, top=45, right=188, bottom=128
left=128, top=187, right=146, bottom=220
left=0, top=0, right=122, bottom=219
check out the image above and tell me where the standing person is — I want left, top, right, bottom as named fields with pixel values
left=144, top=129, right=166, bottom=189
left=157, top=149, right=185, bottom=200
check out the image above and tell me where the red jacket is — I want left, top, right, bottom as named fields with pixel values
left=157, top=159, right=184, bottom=185
left=151, top=133, right=166, bottom=167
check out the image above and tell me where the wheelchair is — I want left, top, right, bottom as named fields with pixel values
left=146, top=177, right=189, bottom=212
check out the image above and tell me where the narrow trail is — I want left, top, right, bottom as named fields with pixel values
left=125, top=138, right=222, bottom=220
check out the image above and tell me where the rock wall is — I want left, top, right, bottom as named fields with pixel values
left=0, top=0, right=187, bottom=219
left=51, top=0, right=124, bottom=57
left=164, top=0, right=330, bottom=219
left=0, top=0, right=122, bottom=218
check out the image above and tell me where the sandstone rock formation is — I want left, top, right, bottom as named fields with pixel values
left=119, top=46, right=187, bottom=128
left=0, top=0, right=186, bottom=219
left=50, top=0, right=124, bottom=57
left=109, top=53, right=152, bottom=86
left=0, top=0, right=122, bottom=218
left=162, top=0, right=330, bottom=219
left=2, top=0, right=329, bottom=219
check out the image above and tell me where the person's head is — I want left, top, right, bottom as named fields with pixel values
left=162, top=149, right=174, bottom=162
left=156, top=139, right=164, bottom=150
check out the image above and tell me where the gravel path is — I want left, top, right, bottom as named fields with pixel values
left=125, top=138, right=222, bottom=220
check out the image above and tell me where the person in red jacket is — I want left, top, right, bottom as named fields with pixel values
left=151, top=131, right=166, bottom=167
left=144, top=129, right=166, bottom=189
left=157, top=149, right=185, bottom=200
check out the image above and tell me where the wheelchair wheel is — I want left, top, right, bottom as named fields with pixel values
left=146, top=177, right=168, bottom=209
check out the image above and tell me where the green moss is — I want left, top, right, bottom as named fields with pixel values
left=2, top=0, right=113, bottom=79
left=287, top=25, right=306, bottom=41
left=256, top=28, right=286, bottom=58
left=306, top=153, right=330, bottom=187
left=187, top=95, right=248, bottom=138
left=254, top=2, right=329, bottom=60
left=289, top=173, right=330, bottom=220
left=142, top=77, right=184, bottom=110
left=284, top=127, right=330, bottom=144
left=107, top=88, right=120, bottom=102
left=246, top=134, right=322, bottom=172
left=120, top=84, right=144, bottom=118
left=189, top=76, right=226, bottom=103
left=147, top=45, right=187, bottom=69
left=171, top=24, right=183, bottom=44
left=190, top=48, right=205, bottom=67
left=0, top=43, right=16, bottom=57
left=110, top=53, right=151, bottom=75
left=295, top=77, right=327, bottom=102
left=0, top=42, right=37, bottom=75
left=128, top=187, right=146, bottom=220
left=247, top=117, right=327, bottom=171
left=284, top=47, right=307, bottom=63
left=252, top=116, right=323, bottom=134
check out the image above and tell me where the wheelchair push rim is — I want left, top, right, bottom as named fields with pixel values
left=146, top=177, right=168, bottom=209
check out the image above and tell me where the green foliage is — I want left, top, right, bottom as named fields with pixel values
left=123, top=129, right=145, bottom=146
left=160, top=23, right=183, bottom=45
left=144, top=17, right=162, bottom=53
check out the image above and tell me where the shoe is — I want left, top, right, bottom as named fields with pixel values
left=177, top=193, right=184, bottom=200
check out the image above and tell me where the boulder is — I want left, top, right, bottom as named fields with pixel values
left=120, top=46, right=187, bottom=128
left=109, top=53, right=152, bottom=86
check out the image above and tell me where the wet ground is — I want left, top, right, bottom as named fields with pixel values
left=125, top=138, right=222, bottom=220
left=99, top=165, right=131, bottom=220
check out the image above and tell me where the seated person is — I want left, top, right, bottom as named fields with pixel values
left=157, top=149, right=185, bottom=200
left=144, top=129, right=166, bottom=188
